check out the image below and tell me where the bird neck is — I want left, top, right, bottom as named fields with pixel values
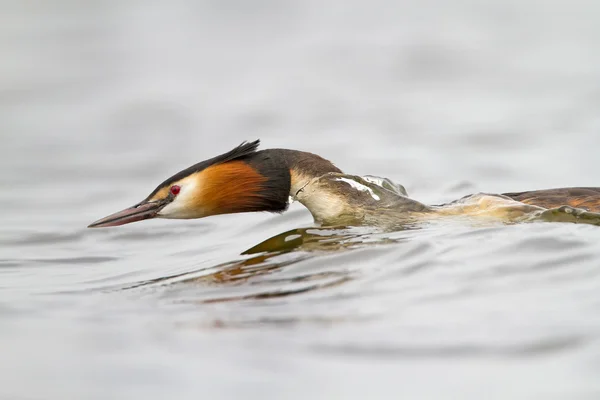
left=246, top=148, right=343, bottom=199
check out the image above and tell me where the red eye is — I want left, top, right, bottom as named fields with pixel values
left=170, top=185, right=181, bottom=196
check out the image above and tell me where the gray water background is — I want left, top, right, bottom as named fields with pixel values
left=2, top=1, right=600, bottom=399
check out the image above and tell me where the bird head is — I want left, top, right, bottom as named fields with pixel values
left=88, top=140, right=290, bottom=228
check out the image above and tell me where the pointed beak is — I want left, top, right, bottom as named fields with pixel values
left=88, top=200, right=166, bottom=228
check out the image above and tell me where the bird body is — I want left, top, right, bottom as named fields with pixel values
left=88, top=140, right=600, bottom=228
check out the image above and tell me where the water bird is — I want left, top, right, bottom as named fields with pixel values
left=88, top=140, right=600, bottom=228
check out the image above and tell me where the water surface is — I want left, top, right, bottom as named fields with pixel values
left=2, top=1, right=600, bottom=399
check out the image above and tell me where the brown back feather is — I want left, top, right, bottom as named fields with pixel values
left=503, top=187, right=600, bottom=212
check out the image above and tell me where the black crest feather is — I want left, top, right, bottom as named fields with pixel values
left=146, top=140, right=261, bottom=199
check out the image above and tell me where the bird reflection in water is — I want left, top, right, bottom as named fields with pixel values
left=123, top=226, right=401, bottom=304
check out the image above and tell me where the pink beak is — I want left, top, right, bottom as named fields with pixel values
left=88, top=200, right=165, bottom=228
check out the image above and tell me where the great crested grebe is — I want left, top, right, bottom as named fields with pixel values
left=88, top=140, right=600, bottom=228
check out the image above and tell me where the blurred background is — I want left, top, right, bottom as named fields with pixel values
left=2, top=1, right=600, bottom=399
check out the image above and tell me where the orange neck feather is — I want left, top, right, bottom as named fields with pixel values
left=196, top=161, right=270, bottom=216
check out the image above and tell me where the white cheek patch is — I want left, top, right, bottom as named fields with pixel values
left=157, top=179, right=201, bottom=219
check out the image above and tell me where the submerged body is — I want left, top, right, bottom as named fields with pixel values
left=88, top=141, right=600, bottom=229
left=292, top=172, right=600, bottom=227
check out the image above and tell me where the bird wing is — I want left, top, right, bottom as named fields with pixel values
left=503, top=187, right=600, bottom=212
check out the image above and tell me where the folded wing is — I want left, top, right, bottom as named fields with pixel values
left=503, top=187, right=600, bottom=212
